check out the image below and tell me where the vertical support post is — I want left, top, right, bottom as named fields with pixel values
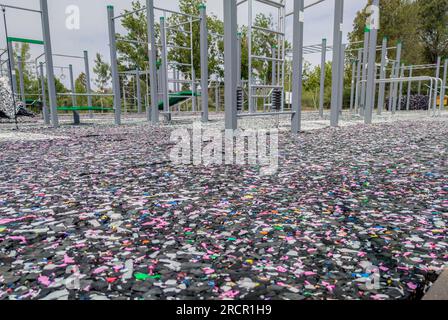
left=237, top=32, right=242, bottom=87
left=160, top=17, right=169, bottom=115
left=441, top=59, right=448, bottom=112
left=406, top=66, right=413, bottom=111
left=418, top=80, right=421, bottom=95
left=199, top=4, right=209, bottom=123
left=364, top=0, right=379, bottom=124
left=39, top=62, right=50, bottom=125
left=359, top=28, right=370, bottom=116
left=397, top=64, right=404, bottom=111
left=354, top=48, right=362, bottom=112
left=83, top=50, right=93, bottom=118
left=107, top=5, right=121, bottom=125
left=433, top=56, right=441, bottom=114
left=350, top=59, right=356, bottom=113
left=248, top=0, right=254, bottom=113
left=272, top=45, right=277, bottom=86
left=123, top=81, right=127, bottom=114
left=69, top=64, right=77, bottom=107
left=147, top=0, right=159, bottom=124
left=388, top=62, right=395, bottom=112
left=392, top=41, right=402, bottom=114
left=6, top=41, right=17, bottom=98
left=136, top=69, right=142, bottom=113
left=330, top=0, right=344, bottom=127
left=215, top=83, right=219, bottom=112
left=291, top=0, right=304, bottom=133
left=189, top=18, right=197, bottom=113
left=338, top=44, right=346, bottom=114
left=224, top=0, right=237, bottom=130
left=40, top=0, right=59, bottom=127
left=377, top=36, right=387, bottom=115
left=319, top=38, right=326, bottom=118
left=17, top=56, right=26, bottom=105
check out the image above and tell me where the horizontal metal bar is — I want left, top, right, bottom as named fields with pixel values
left=251, top=84, right=283, bottom=89
left=53, top=54, right=84, bottom=60
left=168, top=79, right=193, bottom=83
left=0, top=4, right=42, bottom=14
left=252, top=25, right=285, bottom=36
left=112, top=7, right=146, bottom=21
left=255, top=0, right=285, bottom=9
left=168, top=62, right=192, bottom=67
left=7, top=37, right=44, bottom=45
left=154, top=6, right=199, bottom=19
left=251, top=55, right=284, bottom=62
left=237, top=111, right=295, bottom=118
left=167, top=44, right=191, bottom=51
left=57, top=93, right=114, bottom=97
left=286, top=0, right=326, bottom=17
left=116, top=38, right=148, bottom=45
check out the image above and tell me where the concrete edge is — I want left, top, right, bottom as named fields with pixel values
left=423, top=269, right=448, bottom=300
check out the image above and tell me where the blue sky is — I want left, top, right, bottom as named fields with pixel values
left=0, top=0, right=367, bottom=89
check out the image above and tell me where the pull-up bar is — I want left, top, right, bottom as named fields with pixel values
left=7, top=37, right=44, bottom=45
left=0, top=3, right=42, bottom=14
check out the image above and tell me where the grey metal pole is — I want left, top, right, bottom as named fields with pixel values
left=433, top=56, right=441, bottom=114
left=136, top=68, right=142, bottom=113
left=338, top=44, right=346, bottom=114
left=69, top=64, right=77, bottom=107
left=160, top=17, right=169, bottom=116
left=215, top=83, right=219, bottom=112
left=354, top=48, right=362, bottom=112
left=199, top=4, right=209, bottom=123
left=388, top=62, right=395, bottom=112
left=39, top=62, right=50, bottom=125
left=392, top=41, right=402, bottom=114
left=107, top=5, right=121, bottom=125
left=359, top=28, right=369, bottom=116
left=364, top=0, right=379, bottom=124
left=147, top=0, right=159, bottom=124
left=291, top=0, right=304, bottom=133
left=6, top=41, right=17, bottom=100
left=83, top=50, right=93, bottom=118
left=406, top=66, right=413, bottom=111
left=418, top=80, right=421, bottom=95
left=224, top=0, right=237, bottom=130
left=350, top=60, right=356, bottom=113
left=17, top=56, right=26, bottom=105
left=441, top=59, right=448, bottom=112
left=319, top=38, right=326, bottom=118
left=40, top=0, right=59, bottom=127
left=272, top=45, right=277, bottom=86
left=237, top=32, right=242, bottom=87
left=377, top=37, right=387, bottom=115
left=397, top=64, right=404, bottom=111
left=330, top=0, right=344, bottom=127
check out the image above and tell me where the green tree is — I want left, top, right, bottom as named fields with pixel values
left=93, top=53, right=111, bottom=92
left=416, top=0, right=448, bottom=62
left=75, top=72, right=88, bottom=106
left=348, top=0, right=423, bottom=65
left=165, top=0, right=224, bottom=81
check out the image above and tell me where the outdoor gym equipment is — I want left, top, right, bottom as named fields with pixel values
left=107, top=2, right=209, bottom=126
left=0, top=1, right=59, bottom=127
